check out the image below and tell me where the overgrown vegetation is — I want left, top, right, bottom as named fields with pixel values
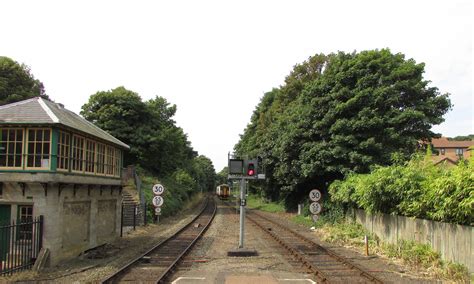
left=235, top=49, right=451, bottom=209
left=80, top=87, right=217, bottom=211
left=246, top=194, right=285, bottom=212
left=329, top=153, right=474, bottom=225
left=248, top=195, right=469, bottom=282
left=140, top=169, right=205, bottom=220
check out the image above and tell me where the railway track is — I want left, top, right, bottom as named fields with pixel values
left=101, top=197, right=216, bottom=283
left=245, top=209, right=384, bottom=283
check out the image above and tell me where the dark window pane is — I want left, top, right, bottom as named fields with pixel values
left=8, top=130, right=15, bottom=141
left=43, top=143, right=50, bottom=155
left=7, top=155, right=13, bottom=167
left=16, top=142, right=22, bottom=154
left=28, top=143, right=34, bottom=154
left=35, top=155, right=41, bottom=167
left=0, top=142, right=5, bottom=154
left=27, top=156, right=34, bottom=167
left=28, top=130, right=35, bottom=142
left=8, top=142, right=14, bottom=154
left=1, top=130, right=7, bottom=141
left=35, top=143, right=41, bottom=154
left=16, top=130, right=23, bottom=141
left=44, top=130, right=50, bottom=141
left=0, top=155, right=5, bottom=166
left=15, top=155, right=21, bottom=167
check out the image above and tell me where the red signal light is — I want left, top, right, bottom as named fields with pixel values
left=247, top=163, right=255, bottom=176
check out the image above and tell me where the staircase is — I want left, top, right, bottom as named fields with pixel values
left=122, top=185, right=144, bottom=227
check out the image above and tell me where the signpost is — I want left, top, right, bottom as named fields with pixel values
left=309, top=189, right=322, bottom=222
left=152, top=184, right=165, bottom=223
left=227, top=154, right=264, bottom=252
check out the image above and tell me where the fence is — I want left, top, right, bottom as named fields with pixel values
left=347, top=209, right=473, bottom=273
left=121, top=204, right=147, bottom=236
left=0, top=216, right=43, bottom=275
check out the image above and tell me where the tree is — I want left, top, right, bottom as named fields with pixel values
left=449, top=135, right=474, bottom=141
left=81, top=87, right=196, bottom=176
left=80, top=87, right=150, bottom=166
left=0, top=56, right=48, bottom=105
left=191, top=155, right=216, bottom=193
left=235, top=49, right=452, bottom=208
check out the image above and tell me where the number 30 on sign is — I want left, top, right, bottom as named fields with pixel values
left=152, top=184, right=165, bottom=195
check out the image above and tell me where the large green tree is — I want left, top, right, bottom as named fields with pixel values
left=80, top=86, right=196, bottom=176
left=0, top=56, right=48, bottom=105
left=235, top=49, right=451, bottom=207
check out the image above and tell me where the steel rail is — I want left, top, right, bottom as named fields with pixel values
left=247, top=210, right=384, bottom=283
left=156, top=198, right=216, bottom=283
left=101, top=197, right=216, bottom=283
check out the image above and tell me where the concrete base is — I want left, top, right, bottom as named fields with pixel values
left=227, top=248, right=259, bottom=257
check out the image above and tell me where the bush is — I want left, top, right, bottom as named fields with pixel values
left=140, top=169, right=200, bottom=221
left=329, top=155, right=473, bottom=225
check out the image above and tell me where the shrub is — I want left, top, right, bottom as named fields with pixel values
left=329, top=155, right=473, bottom=225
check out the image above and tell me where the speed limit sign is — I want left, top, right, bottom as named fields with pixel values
left=152, top=196, right=164, bottom=207
left=309, top=189, right=322, bottom=202
left=309, top=202, right=322, bottom=214
left=152, top=184, right=165, bottom=195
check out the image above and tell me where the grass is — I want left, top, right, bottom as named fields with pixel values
left=315, top=220, right=469, bottom=282
left=246, top=194, right=285, bottom=212
left=292, top=215, right=315, bottom=227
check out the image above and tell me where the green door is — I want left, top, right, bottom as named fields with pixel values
left=0, top=204, right=11, bottom=261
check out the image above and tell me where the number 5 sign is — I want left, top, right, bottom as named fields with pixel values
left=152, top=196, right=164, bottom=207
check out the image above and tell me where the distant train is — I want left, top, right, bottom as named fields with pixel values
left=216, top=184, right=230, bottom=199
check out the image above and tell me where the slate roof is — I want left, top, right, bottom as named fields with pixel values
left=0, top=97, right=129, bottom=149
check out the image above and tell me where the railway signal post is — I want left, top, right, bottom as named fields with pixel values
left=227, top=153, right=264, bottom=256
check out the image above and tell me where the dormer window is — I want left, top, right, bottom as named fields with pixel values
left=455, top=148, right=464, bottom=156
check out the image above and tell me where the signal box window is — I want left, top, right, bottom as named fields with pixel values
left=96, top=143, right=106, bottom=175
left=72, top=135, right=85, bottom=172
left=455, top=148, right=463, bottom=156
left=440, top=148, right=445, bottom=155
left=85, top=140, right=96, bottom=173
left=57, top=131, right=70, bottom=171
left=26, top=129, right=51, bottom=169
left=0, top=128, right=23, bottom=168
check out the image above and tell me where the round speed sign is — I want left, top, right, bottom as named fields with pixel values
left=312, top=214, right=319, bottom=222
left=309, top=202, right=322, bottom=214
left=152, top=184, right=165, bottom=195
left=152, top=196, right=164, bottom=207
left=309, top=189, right=322, bottom=202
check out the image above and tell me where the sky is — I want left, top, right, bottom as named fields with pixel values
left=1, top=0, right=472, bottom=172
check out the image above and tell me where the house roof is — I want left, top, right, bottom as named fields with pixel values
left=432, top=156, right=458, bottom=166
left=431, top=137, right=474, bottom=148
left=0, top=97, right=129, bottom=149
